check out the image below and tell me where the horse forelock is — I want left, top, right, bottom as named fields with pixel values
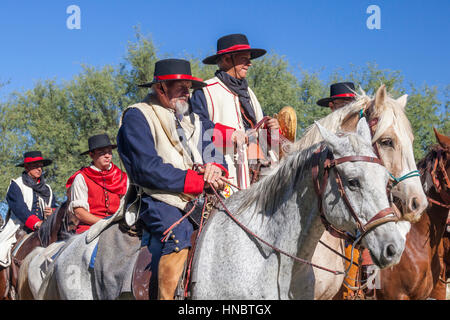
left=371, top=94, right=416, bottom=170
left=294, top=88, right=416, bottom=172
left=294, top=91, right=371, bottom=151
left=372, top=94, right=413, bottom=139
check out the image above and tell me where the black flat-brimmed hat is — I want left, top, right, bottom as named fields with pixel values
left=80, top=134, right=117, bottom=156
left=202, top=33, right=267, bottom=65
left=317, top=82, right=357, bottom=107
left=138, top=58, right=206, bottom=89
left=16, top=151, right=52, bottom=167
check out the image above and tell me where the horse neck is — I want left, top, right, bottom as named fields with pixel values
left=50, top=208, right=64, bottom=244
left=416, top=149, right=450, bottom=249
left=292, top=176, right=326, bottom=261
left=40, top=203, right=67, bottom=247
left=237, top=160, right=325, bottom=262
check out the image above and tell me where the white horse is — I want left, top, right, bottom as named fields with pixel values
left=294, top=85, right=428, bottom=299
left=189, top=118, right=406, bottom=299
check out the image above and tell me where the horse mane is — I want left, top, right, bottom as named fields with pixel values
left=293, top=88, right=414, bottom=151
left=233, top=142, right=322, bottom=218
left=293, top=91, right=370, bottom=150
left=38, top=201, right=71, bottom=247
left=417, top=144, right=448, bottom=191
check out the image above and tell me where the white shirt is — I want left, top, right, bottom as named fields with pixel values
left=68, top=164, right=113, bottom=214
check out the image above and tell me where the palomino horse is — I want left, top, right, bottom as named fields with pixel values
left=190, top=119, right=406, bottom=299
left=375, top=128, right=449, bottom=300
left=292, top=85, right=428, bottom=299
left=1, top=201, right=76, bottom=299
left=37, top=119, right=405, bottom=299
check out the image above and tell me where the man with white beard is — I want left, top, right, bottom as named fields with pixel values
left=117, top=59, right=228, bottom=300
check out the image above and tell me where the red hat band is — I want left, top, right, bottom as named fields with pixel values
left=331, top=93, right=356, bottom=99
left=24, top=156, right=44, bottom=163
left=154, top=74, right=204, bottom=82
left=216, top=44, right=252, bottom=55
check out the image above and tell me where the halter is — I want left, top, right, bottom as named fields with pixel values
left=359, top=109, right=421, bottom=189
left=311, top=146, right=401, bottom=244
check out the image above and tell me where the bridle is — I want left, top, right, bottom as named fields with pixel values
left=427, top=148, right=450, bottom=209
left=311, top=146, right=401, bottom=245
left=361, top=111, right=421, bottom=190
left=166, top=143, right=402, bottom=280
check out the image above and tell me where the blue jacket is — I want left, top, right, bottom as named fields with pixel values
left=6, top=180, right=57, bottom=231
left=117, top=106, right=227, bottom=255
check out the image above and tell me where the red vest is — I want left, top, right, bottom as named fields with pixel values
left=75, top=172, right=122, bottom=234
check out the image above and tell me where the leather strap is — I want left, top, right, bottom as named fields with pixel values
left=311, top=145, right=399, bottom=244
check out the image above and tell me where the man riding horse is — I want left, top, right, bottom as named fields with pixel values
left=6, top=151, right=57, bottom=233
left=117, top=58, right=228, bottom=300
left=191, top=33, right=280, bottom=190
left=66, top=134, right=128, bottom=234
left=317, top=82, right=357, bottom=112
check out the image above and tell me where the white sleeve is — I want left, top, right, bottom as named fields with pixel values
left=68, top=174, right=90, bottom=213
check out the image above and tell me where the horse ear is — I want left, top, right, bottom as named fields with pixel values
left=433, top=127, right=450, bottom=149
left=315, top=121, right=346, bottom=153
left=396, top=94, right=408, bottom=110
left=356, top=118, right=372, bottom=144
left=374, top=84, right=387, bottom=111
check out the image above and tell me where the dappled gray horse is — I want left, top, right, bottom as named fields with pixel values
left=190, top=118, right=406, bottom=299
left=37, top=118, right=405, bottom=300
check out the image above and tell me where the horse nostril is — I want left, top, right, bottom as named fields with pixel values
left=411, top=197, right=419, bottom=211
left=386, top=244, right=397, bottom=258
left=408, top=196, right=420, bottom=212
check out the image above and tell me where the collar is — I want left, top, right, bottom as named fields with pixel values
left=90, top=163, right=112, bottom=172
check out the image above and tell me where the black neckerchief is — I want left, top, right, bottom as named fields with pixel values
left=215, top=70, right=257, bottom=129
left=21, top=171, right=51, bottom=204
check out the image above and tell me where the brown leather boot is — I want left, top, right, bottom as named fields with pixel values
left=157, top=248, right=189, bottom=300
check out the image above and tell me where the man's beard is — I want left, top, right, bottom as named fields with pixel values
left=174, top=99, right=189, bottom=117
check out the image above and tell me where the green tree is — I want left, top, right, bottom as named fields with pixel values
left=0, top=28, right=447, bottom=204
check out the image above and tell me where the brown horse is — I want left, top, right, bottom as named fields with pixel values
left=0, top=201, right=76, bottom=299
left=375, top=128, right=450, bottom=300
left=428, top=130, right=450, bottom=300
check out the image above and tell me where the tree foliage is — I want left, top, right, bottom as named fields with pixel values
left=0, top=29, right=447, bottom=203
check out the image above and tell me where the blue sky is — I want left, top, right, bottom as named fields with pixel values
left=0, top=0, right=449, bottom=101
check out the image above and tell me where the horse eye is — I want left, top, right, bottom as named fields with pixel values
left=380, top=138, right=394, bottom=148
left=348, top=179, right=361, bottom=189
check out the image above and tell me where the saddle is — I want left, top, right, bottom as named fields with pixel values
left=130, top=196, right=218, bottom=300
left=1, top=228, right=30, bottom=300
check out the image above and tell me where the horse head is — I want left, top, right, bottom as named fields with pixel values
left=341, top=85, right=428, bottom=223
left=316, top=118, right=406, bottom=268
left=420, top=129, right=450, bottom=208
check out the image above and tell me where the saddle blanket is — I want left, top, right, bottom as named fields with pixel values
left=93, top=223, right=141, bottom=299
left=0, top=219, right=20, bottom=267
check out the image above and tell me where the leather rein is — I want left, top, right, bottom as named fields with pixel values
left=311, top=146, right=401, bottom=245
left=193, top=144, right=400, bottom=276
left=427, top=148, right=450, bottom=209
